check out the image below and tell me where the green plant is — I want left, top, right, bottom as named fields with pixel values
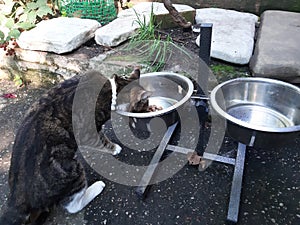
left=127, top=4, right=175, bottom=72
left=211, top=64, right=235, bottom=73
left=130, top=6, right=157, bottom=42
left=211, top=64, right=250, bottom=82
left=0, top=0, right=54, bottom=54
left=13, top=74, right=24, bottom=86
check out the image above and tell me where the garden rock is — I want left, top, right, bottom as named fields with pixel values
left=17, top=17, right=100, bottom=54
left=118, top=2, right=194, bottom=19
left=94, top=16, right=149, bottom=47
left=118, top=2, right=195, bottom=29
left=195, top=8, right=258, bottom=65
left=250, top=10, right=300, bottom=83
left=95, top=2, right=195, bottom=47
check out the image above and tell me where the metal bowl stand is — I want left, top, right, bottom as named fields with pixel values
left=136, top=23, right=245, bottom=223
left=136, top=122, right=247, bottom=224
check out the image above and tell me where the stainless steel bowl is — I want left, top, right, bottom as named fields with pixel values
left=210, top=77, right=300, bottom=148
left=115, top=72, right=194, bottom=129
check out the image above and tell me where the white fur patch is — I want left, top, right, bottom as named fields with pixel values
left=109, top=77, right=117, bottom=111
left=64, top=181, right=105, bottom=214
left=113, top=144, right=122, bottom=155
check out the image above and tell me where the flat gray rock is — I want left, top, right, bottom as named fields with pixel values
left=95, top=2, right=194, bottom=47
left=250, top=10, right=300, bottom=83
left=17, top=17, right=100, bottom=54
left=94, top=16, right=148, bottom=47
left=118, top=2, right=194, bottom=18
left=195, top=8, right=258, bottom=64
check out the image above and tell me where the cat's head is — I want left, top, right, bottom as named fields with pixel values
left=112, top=67, right=152, bottom=113
left=128, top=86, right=152, bottom=113
left=113, top=66, right=141, bottom=93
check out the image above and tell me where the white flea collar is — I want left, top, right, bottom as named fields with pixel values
left=109, top=77, right=117, bottom=111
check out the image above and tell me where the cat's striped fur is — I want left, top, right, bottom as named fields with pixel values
left=0, top=69, right=142, bottom=225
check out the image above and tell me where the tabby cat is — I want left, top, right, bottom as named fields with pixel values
left=128, top=86, right=152, bottom=113
left=0, top=68, right=148, bottom=225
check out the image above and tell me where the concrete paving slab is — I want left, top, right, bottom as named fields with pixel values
left=17, top=18, right=100, bottom=54
left=95, top=2, right=195, bottom=47
left=118, top=2, right=195, bottom=29
left=250, top=10, right=300, bottom=83
left=95, top=16, right=149, bottom=47
left=118, top=2, right=195, bottom=20
left=195, top=8, right=258, bottom=65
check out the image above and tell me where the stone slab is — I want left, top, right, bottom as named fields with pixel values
left=118, top=2, right=195, bottom=29
left=155, top=10, right=195, bottom=29
left=195, top=8, right=258, bottom=65
left=250, top=10, right=300, bottom=83
left=17, top=17, right=100, bottom=54
left=94, top=16, right=149, bottom=47
left=95, top=2, right=195, bottom=47
left=0, top=46, right=103, bottom=80
left=118, top=2, right=195, bottom=19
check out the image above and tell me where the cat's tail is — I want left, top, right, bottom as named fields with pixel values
left=0, top=205, right=28, bottom=225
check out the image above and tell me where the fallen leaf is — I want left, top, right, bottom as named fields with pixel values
left=187, top=151, right=201, bottom=165
left=1, top=93, right=17, bottom=99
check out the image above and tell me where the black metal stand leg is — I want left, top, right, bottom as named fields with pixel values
left=136, top=122, right=178, bottom=198
left=227, top=143, right=246, bottom=223
left=199, top=23, right=213, bottom=65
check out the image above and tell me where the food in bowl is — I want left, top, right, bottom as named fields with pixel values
left=147, top=105, right=163, bottom=112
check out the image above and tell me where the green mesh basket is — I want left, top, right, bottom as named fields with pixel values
left=60, top=0, right=117, bottom=25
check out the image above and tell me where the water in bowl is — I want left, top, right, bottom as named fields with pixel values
left=227, top=104, right=294, bottom=128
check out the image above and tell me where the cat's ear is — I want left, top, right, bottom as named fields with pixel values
left=112, top=74, right=121, bottom=84
left=141, top=91, right=152, bottom=100
left=129, top=66, right=140, bottom=80
left=111, top=74, right=117, bottom=80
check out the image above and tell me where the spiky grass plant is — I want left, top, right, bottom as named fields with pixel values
left=127, top=3, right=174, bottom=72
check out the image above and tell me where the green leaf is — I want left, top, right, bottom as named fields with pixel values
left=5, top=18, right=14, bottom=29
left=36, top=0, right=48, bottom=8
left=26, top=2, right=39, bottom=11
left=8, top=29, right=21, bottom=39
left=16, top=21, right=35, bottom=30
left=60, top=9, right=67, bottom=17
left=36, top=6, right=54, bottom=18
left=18, top=13, right=28, bottom=23
left=27, top=11, right=37, bottom=24
left=0, top=31, right=5, bottom=42
left=14, top=75, right=23, bottom=86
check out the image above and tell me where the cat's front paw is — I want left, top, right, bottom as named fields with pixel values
left=113, top=144, right=122, bottom=155
left=94, top=181, right=106, bottom=190
left=90, top=181, right=106, bottom=196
